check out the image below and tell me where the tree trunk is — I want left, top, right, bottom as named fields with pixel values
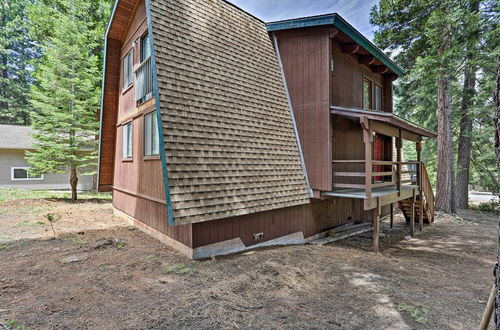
left=435, top=43, right=455, bottom=213
left=494, top=55, right=500, bottom=188
left=456, top=66, right=475, bottom=209
left=70, top=165, right=78, bottom=201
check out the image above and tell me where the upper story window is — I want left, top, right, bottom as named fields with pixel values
left=122, top=122, right=133, bottom=159
left=123, top=50, right=133, bottom=89
left=144, top=111, right=160, bottom=157
left=140, top=34, right=151, bottom=62
left=136, top=33, right=153, bottom=104
left=375, top=84, right=382, bottom=111
left=363, top=78, right=373, bottom=110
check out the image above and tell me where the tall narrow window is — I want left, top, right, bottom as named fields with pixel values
left=144, top=111, right=160, bottom=156
left=140, top=34, right=151, bottom=62
left=375, top=84, right=382, bottom=111
left=363, top=78, right=373, bottom=110
left=122, top=122, right=133, bottom=159
left=123, top=50, right=133, bottom=89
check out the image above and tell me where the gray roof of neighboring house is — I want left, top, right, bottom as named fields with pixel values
left=0, top=124, right=35, bottom=150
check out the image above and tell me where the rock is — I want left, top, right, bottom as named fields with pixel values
left=404, top=235, right=412, bottom=240
left=62, top=254, right=87, bottom=264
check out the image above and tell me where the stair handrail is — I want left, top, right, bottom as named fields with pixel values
left=421, top=163, right=435, bottom=221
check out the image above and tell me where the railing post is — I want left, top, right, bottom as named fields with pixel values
left=417, top=141, right=424, bottom=231
left=396, top=129, right=402, bottom=196
left=361, top=117, right=372, bottom=198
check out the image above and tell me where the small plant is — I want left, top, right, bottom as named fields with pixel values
left=71, top=237, right=86, bottom=245
left=45, top=213, right=60, bottom=239
left=146, top=255, right=158, bottom=259
left=6, top=319, right=26, bottom=330
left=0, top=244, right=9, bottom=251
left=397, top=303, right=430, bottom=324
left=163, top=263, right=195, bottom=276
left=470, top=199, right=500, bottom=214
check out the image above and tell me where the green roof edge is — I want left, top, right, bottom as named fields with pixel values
left=266, top=13, right=405, bottom=77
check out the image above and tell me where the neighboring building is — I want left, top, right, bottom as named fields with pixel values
left=98, top=0, right=437, bottom=259
left=0, top=124, right=93, bottom=190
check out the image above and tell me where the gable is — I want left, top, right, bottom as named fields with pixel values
left=147, top=0, right=310, bottom=225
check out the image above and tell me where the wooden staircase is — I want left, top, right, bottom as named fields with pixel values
left=398, top=164, right=435, bottom=224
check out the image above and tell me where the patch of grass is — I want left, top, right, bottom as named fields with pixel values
left=0, top=244, right=9, bottom=251
left=146, top=254, right=158, bottom=259
left=470, top=199, right=500, bottom=214
left=163, top=263, right=196, bottom=276
left=396, top=303, right=430, bottom=324
left=15, top=220, right=46, bottom=227
left=71, top=237, right=86, bottom=245
left=6, top=319, right=26, bottom=330
left=0, top=188, right=112, bottom=203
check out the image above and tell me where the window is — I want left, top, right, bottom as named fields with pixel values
left=123, top=50, right=133, bottom=89
left=375, top=84, right=382, bottom=111
left=11, top=167, right=43, bottom=181
left=122, top=122, right=133, bottom=159
left=144, top=111, right=160, bottom=157
left=363, top=78, right=373, bottom=110
left=140, top=34, right=151, bottom=63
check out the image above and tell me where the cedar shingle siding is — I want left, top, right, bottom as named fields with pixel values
left=148, top=0, right=310, bottom=225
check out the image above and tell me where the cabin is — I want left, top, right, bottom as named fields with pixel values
left=98, top=0, right=437, bottom=259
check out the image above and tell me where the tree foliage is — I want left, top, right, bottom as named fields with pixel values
left=371, top=0, right=499, bottom=210
left=0, top=0, right=38, bottom=125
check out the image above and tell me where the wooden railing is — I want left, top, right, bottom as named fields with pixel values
left=420, top=163, right=435, bottom=221
left=332, top=160, right=419, bottom=198
left=135, top=57, right=153, bottom=104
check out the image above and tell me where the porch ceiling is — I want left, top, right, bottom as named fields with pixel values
left=330, top=106, right=437, bottom=139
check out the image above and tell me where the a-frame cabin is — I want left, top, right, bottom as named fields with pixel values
left=98, top=0, right=436, bottom=258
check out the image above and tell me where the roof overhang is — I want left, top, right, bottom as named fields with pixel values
left=266, top=13, right=404, bottom=77
left=330, top=106, right=437, bottom=139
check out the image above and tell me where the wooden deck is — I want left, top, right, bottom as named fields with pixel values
left=322, top=184, right=418, bottom=199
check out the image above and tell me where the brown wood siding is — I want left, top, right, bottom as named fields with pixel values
left=275, top=28, right=332, bottom=192
left=98, top=38, right=121, bottom=189
left=192, top=198, right=372, bottom=248
left=330, top=39, right=384, bottom=110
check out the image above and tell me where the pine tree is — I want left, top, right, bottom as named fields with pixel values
left=0, top=0, right=38, bottom=125
left=27, top=0, right=102, bottom=200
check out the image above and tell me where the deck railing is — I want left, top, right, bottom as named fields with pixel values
left=332, top=160, right=419, bottom=198
left=420, top=164, right=435, bottom=222
left=135, top=57, right=153, bottom=104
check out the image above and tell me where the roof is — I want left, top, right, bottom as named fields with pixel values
left=330, top=106, right=437, bottom=138
left=0, top=124, right=35, bottom=150
left=266, top=14, right=405, bottom=77
left=146, top=0, right=310, bottom=225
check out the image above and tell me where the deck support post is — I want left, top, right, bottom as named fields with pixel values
left=410, top=189, right=416, bottom=236
left=390, top=203, right=394, bottom=228
left=417, top=141, right=424, bottom=232
left=373, top=198, right=381, bottom=253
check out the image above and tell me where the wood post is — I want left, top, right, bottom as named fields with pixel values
left=390, top=203, right=394, bottom=229
left=362, top=117, right=373, bottom=199
left=417, top=141, right=424, bottom=232
left=373, top=198, right=381, bottom=253
left=410, top=189, right=416, bottom=236
left=396, top=130, right=402, bottom=196
left=479, top=283, right=496, bottom=330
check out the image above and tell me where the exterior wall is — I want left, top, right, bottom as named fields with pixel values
left=275, top=28, right=332, bottom=193
left=192, top=197, right=372, bottom=249
left=0, top=149, right=93, bottom=190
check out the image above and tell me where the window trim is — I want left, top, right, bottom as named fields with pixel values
left=11, top=167, right=44, bottom=181
left=374, top=82, right=383, bottom=111
left=122, top=49, right=134, bottom=90
left=363, top=76, right=373, bottom=110
left=140, top=33, right=151, bottom=64
left=143, top=109, right=160, bottom=158
left=122, top=121, right=133, bottom=161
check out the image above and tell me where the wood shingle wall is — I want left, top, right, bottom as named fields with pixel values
left=148, top=0, right=310, bottom=225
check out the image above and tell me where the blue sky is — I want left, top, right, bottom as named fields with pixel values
left=227, top=0, right=379, bottom=41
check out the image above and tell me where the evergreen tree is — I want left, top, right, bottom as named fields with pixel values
left=0, top=0, right=38, bottom=125
left=27, top=0, right=106, bottom=200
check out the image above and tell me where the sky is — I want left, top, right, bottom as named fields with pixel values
left=227, top=0, right=379, bottom=41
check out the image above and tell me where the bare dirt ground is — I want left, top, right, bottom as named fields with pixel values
left=0, top=197, right=498, bottom=329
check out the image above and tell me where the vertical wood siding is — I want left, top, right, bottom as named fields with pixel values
left=275, top=28, right=332, bottom=192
